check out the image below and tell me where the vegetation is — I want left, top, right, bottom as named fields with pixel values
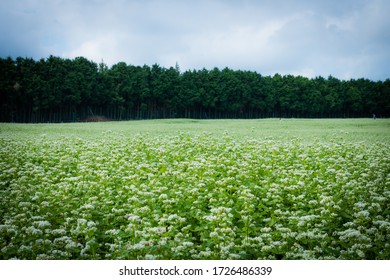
left=1, top=56, right=389, bottom=122
left=1, top=119, right=389, bottom=259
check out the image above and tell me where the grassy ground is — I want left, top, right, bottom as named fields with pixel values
left=1, top=118, right=389, bottom=143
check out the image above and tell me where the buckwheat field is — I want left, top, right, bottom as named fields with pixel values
left=1, top=119, right=389, bottom=260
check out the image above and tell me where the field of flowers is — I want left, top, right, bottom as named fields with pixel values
left=0, top=119, right=389, bottom=260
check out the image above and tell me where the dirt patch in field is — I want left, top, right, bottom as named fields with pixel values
left=82, top=115, right=111, bottom=122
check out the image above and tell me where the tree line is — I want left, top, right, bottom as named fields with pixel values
left=1, top=55, right=389, bottom=122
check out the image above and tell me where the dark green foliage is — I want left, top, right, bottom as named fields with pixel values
left=0, top=56, right=389, bottom=122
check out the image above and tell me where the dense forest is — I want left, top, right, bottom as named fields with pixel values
left=0, top=56, right=389, bottom=122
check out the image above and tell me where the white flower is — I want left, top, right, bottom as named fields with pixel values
left=261, top=227, right=272, bottom=233
left=87, top=221, right=96, bottom=227
left=338, top=229, right=363, bottom=240
left=77, top=218, right=88, bottom=225
left=34, top=220, right=51, bottom=229
left=203, top=215, right=218, bottom=222
left=52, top=228, right=67, bottom=236
left=25, top=226, right=43, bottom=236
left=159, top=194, right=168, bottom=200
left=105, top=229, right=120, bottom=235
left=145, top=254, right=157, bottom=260
left=354, top=202, right=366, bottom=209
left=355, top=210, right=370, bottom=219
left=132, top=243, right=144, bottom=250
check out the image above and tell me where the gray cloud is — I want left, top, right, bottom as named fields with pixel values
left=0, top=0, right=389, bottom=80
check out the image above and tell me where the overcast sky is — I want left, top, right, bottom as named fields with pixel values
left=1, top=0, right=389, bottom=80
